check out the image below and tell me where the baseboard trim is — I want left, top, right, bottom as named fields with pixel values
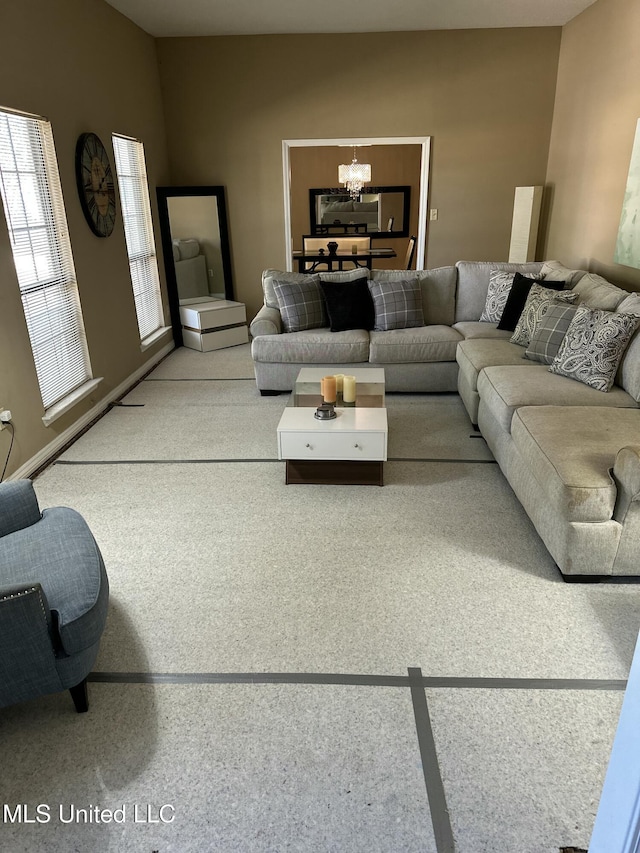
left=8, top=341, right=175, bottom=482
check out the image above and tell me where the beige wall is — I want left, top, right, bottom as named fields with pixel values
left=8, top=3, right=635, bottom=479
left=0, top=0, right=171, bottom=477
left=545, top=0, right=640, bottom=290
left=156, top=29, right=561, bottom=320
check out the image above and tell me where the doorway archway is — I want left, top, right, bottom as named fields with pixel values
left=282, top=136, right=431, bottom=271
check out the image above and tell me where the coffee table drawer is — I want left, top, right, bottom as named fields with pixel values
left=279, top=430, right=386, bottom=461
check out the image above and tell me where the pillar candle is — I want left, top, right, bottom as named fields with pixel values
left=334, top=374, right=344, bottom=393
left=322, top=375, right=337, bottom=403
left=342, top=375, right=356, bottom=403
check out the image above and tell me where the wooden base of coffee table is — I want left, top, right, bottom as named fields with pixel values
left=285, top=459, right=383, bottom=486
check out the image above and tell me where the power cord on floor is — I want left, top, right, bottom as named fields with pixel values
left=1, top=422, right=15, bottom=482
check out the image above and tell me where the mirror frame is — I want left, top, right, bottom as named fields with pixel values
left=156, top=185, right=234, bottom=346
left=309, top=185, right=411, bottom=238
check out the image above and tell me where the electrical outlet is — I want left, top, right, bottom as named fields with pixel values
left=0, top=409, right=11, bottom=431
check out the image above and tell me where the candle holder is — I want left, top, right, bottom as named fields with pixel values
left=314, top=403, right=336, bottom=420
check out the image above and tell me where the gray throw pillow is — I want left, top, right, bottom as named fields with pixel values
left=479, top=269, right=543, bottom=323
left=549, top=304, right=640, bottom=392
left=367, top=278, right=425, bottom=331
left=479, top=270, right=517, bottom=323
left=511, top=284, right=578, bottom=347
left=524, top=303, right=579, bottom=364
left=272, top=278, right=327, bottom=333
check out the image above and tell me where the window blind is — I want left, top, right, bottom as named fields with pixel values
left=112, top=134, right=163, bottom=341
left=0, top=110, right=92, bottom=410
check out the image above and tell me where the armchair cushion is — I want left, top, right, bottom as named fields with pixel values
left=0, top=480, right=41, bottom=537
left=0, top=506, right=108, bottom=655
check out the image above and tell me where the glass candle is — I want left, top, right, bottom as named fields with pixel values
left=334, top=374, right=344, bottom=393
left=342, top=375, right=356, bottom=404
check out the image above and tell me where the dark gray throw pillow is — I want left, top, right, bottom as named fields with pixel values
left=272, top=277, right=327, bottom=333
left=367, top=278, right=425, bottom=331
left=319, top=277, right=375, bottom=332
left=498, top=273, right=565, bottom=332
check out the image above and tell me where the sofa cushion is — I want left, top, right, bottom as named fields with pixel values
left=616, top=292, right=640, bottom=401
left=572, top=273, right=629, bottom=311
left=319, top=277, right=374, bottom=332
left=456, top=338, right=531, bottom=390
left=498, top=274, right=562, bottom=331
left=549, top=305, right=640, bottom=392
left=368, top=278, right=424, bottom=331
left=371, top=266, right=457, bottom=325
left=251, top=328, right=370, bottom=364
left=454, top=261, right=543, bottom=323
left=524, top=302, right=579, bottom=365
left=262, top=270, right=312, bottom=309
left=540, top=260, right=586, bottom=288
left=369, top=325, right=463, bottom=364
left=477, top=364, right=638, bottom=433
left=272, top=278, right=327, bottom=332
left=510, top=285, right=578, bottom=347
left=320, top=269, right=372, bottom=284
left=511, top=406, right=640, bottom=522
left=452, top=322, right=514, bottom=340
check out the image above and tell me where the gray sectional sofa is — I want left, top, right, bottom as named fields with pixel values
left=250, top=260, right=640, bottom=580
left=251, top=262, right=545, bottom=393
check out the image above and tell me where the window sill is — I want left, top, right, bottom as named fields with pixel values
left=141, top=326, right=172, bottom=352
left=42, top=378, right=104, bottom=427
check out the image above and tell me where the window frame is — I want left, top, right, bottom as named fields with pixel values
left=0, top=106, right=100, bottom=425
left=112, top=133, right=167, bottom=348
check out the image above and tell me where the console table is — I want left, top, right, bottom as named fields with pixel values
left=292, top=247, right=396, bottom=273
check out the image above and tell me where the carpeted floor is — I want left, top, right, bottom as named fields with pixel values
left=2, top=343, right=638, bottom=852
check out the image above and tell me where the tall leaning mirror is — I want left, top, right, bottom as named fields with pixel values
left=156, top=185, right=234, bottom=346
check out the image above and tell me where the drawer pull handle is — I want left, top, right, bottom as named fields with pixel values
left=305, top=443, right=312, bottom=449
left=354, top=443, right=360, bottom=449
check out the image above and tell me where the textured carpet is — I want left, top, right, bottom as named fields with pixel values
left=2, top=345, right=636, bottom=852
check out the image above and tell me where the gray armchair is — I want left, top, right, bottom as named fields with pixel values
left=0, top=480, right=109, bottom=712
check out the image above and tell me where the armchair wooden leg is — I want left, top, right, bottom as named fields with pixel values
left=69, top=679, right=89, bottom=713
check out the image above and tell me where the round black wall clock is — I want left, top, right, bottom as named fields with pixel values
left=75, top=132, right=116, bottom=237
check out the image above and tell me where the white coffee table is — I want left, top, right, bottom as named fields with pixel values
left=276, top=368, right=387, bottom=485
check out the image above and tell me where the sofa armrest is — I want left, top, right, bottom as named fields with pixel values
left=0, top=480, right=42, bottom=538
left=612, top=445, right=640, bottom=522
left=250, top=305, right=282, bottom=338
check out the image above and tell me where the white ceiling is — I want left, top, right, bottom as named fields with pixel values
left=104, top=0, right=598, bottom=39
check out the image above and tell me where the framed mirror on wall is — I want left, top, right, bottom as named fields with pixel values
left=156, top=185, right=234, bottom=345
left=309, top=186, right=411, bottom=238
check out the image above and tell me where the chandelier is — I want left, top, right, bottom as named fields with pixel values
left=338, top=146, right=372, bottom=199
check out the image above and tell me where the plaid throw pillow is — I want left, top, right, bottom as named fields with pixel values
left=272, top=278, right=327, bottom=332
left=367, top=278, right=425, bottom=331
left=511, top=284, right=578, bottom=347
left=524, top=302, right=578, bottom=364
